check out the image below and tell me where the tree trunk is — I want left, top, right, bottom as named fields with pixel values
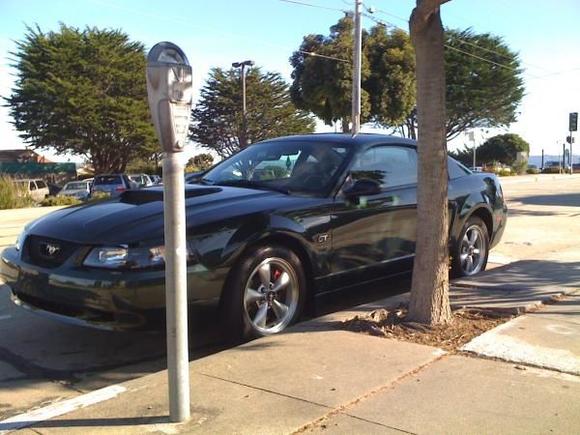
left=407, top=0, right=452, bottom=325
left=341, top=117, right=350, bottom=133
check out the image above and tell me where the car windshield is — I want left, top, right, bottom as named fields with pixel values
left=94, top=175, right=122, bottom=185
left=64, top=182, right=87, bottom=190
left=202, top=141, right=351, bottom=195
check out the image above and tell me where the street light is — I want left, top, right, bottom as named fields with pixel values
left=146, top=41, right=192, bottom=423
left=231, top=60, right=254, bottom=148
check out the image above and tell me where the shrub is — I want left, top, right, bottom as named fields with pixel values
left=498, top=168, right=514, bottom=177
left=87, top=191, right=111, bottom=202
left=0, top=176, right=34, bottom=210
left=511, top=160, right=528, bottom=175
left=526, top=167, right=540, bottom=174
left=40, top=195, right=82, bottom=207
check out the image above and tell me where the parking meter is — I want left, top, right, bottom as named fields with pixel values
left=146, top=42, right=192, bottom=153
left=146, top=42, right=192, bottom=423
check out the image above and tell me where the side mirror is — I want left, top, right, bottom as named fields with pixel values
left=343, top=179, right=381, bottom=198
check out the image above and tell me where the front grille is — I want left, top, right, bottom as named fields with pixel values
left=23, top=236, right=79, bottom=268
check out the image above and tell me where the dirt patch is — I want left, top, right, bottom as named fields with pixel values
left=342, top=306, right=514, bottom=352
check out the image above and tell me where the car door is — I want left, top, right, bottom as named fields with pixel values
left=330, top=145, right=418, bottom=288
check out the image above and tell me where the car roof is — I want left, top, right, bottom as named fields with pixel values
left=257, top=133, right=417, bottom=148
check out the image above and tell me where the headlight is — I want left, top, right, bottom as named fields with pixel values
left=83, top=244, right=195, bottom=270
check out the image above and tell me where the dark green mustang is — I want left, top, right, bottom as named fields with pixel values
left=1, top=134, right=507, bottom=338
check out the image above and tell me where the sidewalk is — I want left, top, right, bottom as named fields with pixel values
left=3, top=260, right=580, bottom=434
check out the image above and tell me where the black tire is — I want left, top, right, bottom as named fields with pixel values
left=220, top=244, right=306, bottom=341
left=450, top=216, right=490, bottom=278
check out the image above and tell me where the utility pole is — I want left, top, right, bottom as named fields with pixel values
left=541, top=149, right=544, bottom=170
left=467, top=131, right=476, bottom=168
left=351, top=0, right=362, bottom=135
left=232, top=60, right=254, bottom=148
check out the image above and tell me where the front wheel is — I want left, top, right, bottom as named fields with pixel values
left=221, top=245, right=306, bottom=340
left=451, top=216, right=490, bottom=277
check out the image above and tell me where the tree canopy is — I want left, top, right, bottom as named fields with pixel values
left=289, top=17, right=369, bottom=131
left=290, top=19, right=523, bottom=140
left=186, top=153, right=214, bottom=172
left=5, top=25, right=157, bottom=174
left=290, top=17, right=415, bottom=131
left=477, top=133, right=530, bottom=165
left=190, top=67, right=314, bottom=158
left=401, top=28, right=524, bottom=140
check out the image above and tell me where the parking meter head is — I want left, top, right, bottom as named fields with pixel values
left=146, top=42, right=192, bottom=153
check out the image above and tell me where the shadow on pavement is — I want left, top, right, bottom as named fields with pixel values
left=510, top=193, right=580, bottom=207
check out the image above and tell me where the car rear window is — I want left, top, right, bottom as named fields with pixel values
left=36, top=180, right=47, bottom=188
left=94, top=175, right=122, bottom=185
left=66, top=182, right=86, bottom=190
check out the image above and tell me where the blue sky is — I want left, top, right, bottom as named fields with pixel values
left=1, top=0, right=579, bottom=161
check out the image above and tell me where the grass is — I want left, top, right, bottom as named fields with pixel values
left=40, top=195, right=82, bottom=206
left=0, top=176, right=34, bottom=210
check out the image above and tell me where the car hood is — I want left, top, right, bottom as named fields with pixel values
left=25, top=185, right=305, bottom=244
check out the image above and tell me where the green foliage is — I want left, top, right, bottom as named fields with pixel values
left=478, top=133, right=530, bottom=166
left=186, top=153, right=214, bottom=173
left=511, top=159, right=528, bottom=175
left=190, top=67, right=315, bottom=158
left=366, top=27, right=525, bottom=140
left=0, top=176, right=33, bottom=210
left=364, top=27, right=416, bottom=126
left=6, top=24, right=157, bottom=174
left=87, top=191, right=111, bottom=202
left=443, top=29, right=524, bottom=139
left=290, top=17, right=372, bottom=129
left=40, top=195, right=81, bottom=206
left=497, top=168, right=514, bottom=177
left=449, top=145, right=475, bottom=166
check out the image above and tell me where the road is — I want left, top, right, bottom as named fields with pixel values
left=1, top=173, right=579, bottom=421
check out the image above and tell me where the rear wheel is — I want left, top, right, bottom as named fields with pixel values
left=451, top=216, right=489, bottom=277
left=221, top=245, right=306, bottom=340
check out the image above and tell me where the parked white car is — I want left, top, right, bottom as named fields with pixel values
left=14, top=179, right=49, bottom=202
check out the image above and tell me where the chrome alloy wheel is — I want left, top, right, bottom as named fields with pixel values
left=243, top=257, right=299, bottom=335
left=460, top=225, right=487, bottom=276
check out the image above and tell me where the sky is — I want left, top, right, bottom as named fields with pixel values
left=0, top=0, right=579, bottom=162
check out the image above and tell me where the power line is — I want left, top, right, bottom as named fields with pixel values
left=279, top=0, right=346, bottom=13
left=370, top=5, right=553, bottom=73
left=363, top=12, right=530, bottom=76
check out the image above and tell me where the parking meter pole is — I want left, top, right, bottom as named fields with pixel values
left=163, top=153, right=190, bottom=422
left=146, top=41, right=193, bottom=423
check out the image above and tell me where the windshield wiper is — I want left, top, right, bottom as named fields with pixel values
left=216, top=179, right=290, bottom=195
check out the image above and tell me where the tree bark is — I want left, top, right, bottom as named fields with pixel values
left=407, top=0, right=452, bottom=325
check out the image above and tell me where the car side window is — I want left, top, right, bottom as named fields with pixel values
left=29, top=181, right=37, bottom=191
left=36, top=180, right=47, bottom=189
left=350, top=146, right=417, bottom=188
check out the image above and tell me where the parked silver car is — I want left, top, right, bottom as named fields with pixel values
left=91, top=174, right=137, bottom=198
left=58, top=180, right=92, bottom=200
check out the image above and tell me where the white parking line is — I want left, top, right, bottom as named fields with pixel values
left=0, top=315, right=11, bottom=321
left=0, top=384, right=127, bottom=434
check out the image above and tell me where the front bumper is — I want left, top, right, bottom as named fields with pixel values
left=0, top=246, right=223, bottom=331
